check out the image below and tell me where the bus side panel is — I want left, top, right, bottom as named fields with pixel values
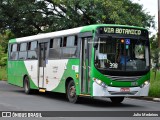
left=44, top=59, right=68, bottom=92
left=8, top=60, right=38, bottom=89
left=24, top=60, right=39, bottom=89
left=8, top=61, right=16, bottom=85
left=46, top=59, right=80, bottom=94
left=54, top=59, right=80, bottom=94
left=8, top=61, right=27, bottom=87
left=63, top=59, right=80, bottom=94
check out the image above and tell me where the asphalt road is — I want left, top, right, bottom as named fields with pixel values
left=0, top=81, right=159, bottom=120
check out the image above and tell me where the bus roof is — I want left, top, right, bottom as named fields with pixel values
left=9, top=24, right=147, bottom=43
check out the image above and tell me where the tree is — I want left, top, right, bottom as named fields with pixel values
left=0, top=0, right=50, bottom=37
left=150, top=33, right=160, bottom=80
left=0, top=0, right=156, bottom=66
left=0, top=30, right=14, bottom=66
left=0, top=0, right=155, bottom=38
left=0, top=45, right=7, bottom=66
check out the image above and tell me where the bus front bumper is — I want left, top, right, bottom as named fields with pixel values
left=92, top=82, right=150, bottom=97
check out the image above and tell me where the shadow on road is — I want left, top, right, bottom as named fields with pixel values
left=1, top=81, right=143, bottom=108
left=15, top=89, right=142, bottom=108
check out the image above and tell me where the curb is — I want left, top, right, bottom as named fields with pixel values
left=153, top=98, right=160, bottom=101
left=129, top=97, right=160, bottom=102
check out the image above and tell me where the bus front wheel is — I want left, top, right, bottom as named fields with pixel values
left=66, top=80, right=78, bottom=103
left=110, top=97, right=124, bottom=104
left=24, top=76, right=32, bottom=94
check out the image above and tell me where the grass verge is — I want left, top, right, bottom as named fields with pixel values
left=0, top=67, right=7, bottom=80
left=149, top=70, right=160, bottom=98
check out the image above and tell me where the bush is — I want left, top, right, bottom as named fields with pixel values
left=0, top=67, right=7, bottom=80
left=149, top=71, right=160, bottom=98
left=0, top=56, right=7, bottom=66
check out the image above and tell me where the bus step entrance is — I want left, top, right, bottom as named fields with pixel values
left=39, top=88, right=46, bottom=93
left=79, top=94, right=91, bottom=97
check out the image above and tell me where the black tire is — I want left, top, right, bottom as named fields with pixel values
left=110, top=97, right=124, bottom=104
left=66, top=80, right=78, bottom=103
left=24, top=76, right=32, bottom=94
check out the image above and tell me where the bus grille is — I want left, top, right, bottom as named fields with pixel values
left=105, top=75, right=142, bottom=82
left=109, top=91, right=138, bottom=95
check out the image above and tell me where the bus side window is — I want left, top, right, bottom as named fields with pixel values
left=19, top=43, right=27, bottom=60
left=27, top=41, right=38, bottom=59
left=61, top=35, right=78, bottom=58
left=49, top=38, right=61, bottom=59
left=63, top=37, right=67, bottom=47
left=10, top=44, right=19, bottom=60
left=50, top=39, right=53, bottom=48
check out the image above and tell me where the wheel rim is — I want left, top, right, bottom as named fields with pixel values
left=69, top=85, right=76, bottom=98
left=25, top=80, right=29, bottom=92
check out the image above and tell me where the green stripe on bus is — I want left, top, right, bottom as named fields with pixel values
left=9, top=39, right=16, bottom=43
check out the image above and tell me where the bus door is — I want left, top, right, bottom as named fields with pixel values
left=80, top=37, right=92, bottom=94
left=38, top=42, right=48, bottom=88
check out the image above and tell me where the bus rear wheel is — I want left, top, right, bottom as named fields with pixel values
left=24, top=76, right=32, bottom=94
left=110, top=97, right=124, bottom=104
left=66, top=80, right=78, bottom=103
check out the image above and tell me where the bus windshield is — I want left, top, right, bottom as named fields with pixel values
left=94, top=37, right=150, bottom=71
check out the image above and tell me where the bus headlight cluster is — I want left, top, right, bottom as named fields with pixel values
left=144, top=81, right=149, bottom=85
left=93, top=78, right=107, bottom=88
left=140, top=80, right=150, bottom=88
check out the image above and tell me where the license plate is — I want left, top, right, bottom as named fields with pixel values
left=120, top=88, right=130, bottom=92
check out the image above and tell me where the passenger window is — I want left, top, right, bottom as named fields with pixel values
left=19, top=43, right=27, bottom=60
left=30, top=41, right=37, bottom=50
left=61, top=36, right=78, bottom=58
left=66, top=36, right=76, bottom=47
left=10, top=44, right=18, bottom=60
left=20, top=43, right=27, bottom=51
left=61, top=47, right=77, bottom=58
left=49, top=36, right=78, bottom=59
left=49, top=38, right=62, bottom=59
left=50, top=39, right=53, bottom=48
left=27, top=41, right=38, bottom=59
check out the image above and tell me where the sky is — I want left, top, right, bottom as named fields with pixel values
left=132, top=0, right=158, bottom=35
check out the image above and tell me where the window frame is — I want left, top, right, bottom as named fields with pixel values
left=49, top=37, right=62, bottom=59
left=48, top=35, right=79, bottom=60
left=10, top=43, right=19, bottom=61
left=18, top=42, right=28, bottom=60
left=27, top=41, right=38, bottom=60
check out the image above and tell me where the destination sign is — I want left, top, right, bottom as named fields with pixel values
left=98, top=27, right=148, bottom=37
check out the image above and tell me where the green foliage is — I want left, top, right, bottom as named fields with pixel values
left=150, top=34, right=160, bottom=70
left=0, top=67, right=7, bottom=80
left=0, top=45, right=7, bottom=66
left=0, top=30, right=14, bottom=51
left=0, top=0, right=155, bottom=37
left=149, top=71, right=160, bottom=98
left=0, top=30, right=14, bottom=66
left=0, top=0, right=155, bottom=66
left=150, top=34, right=158, bottom=50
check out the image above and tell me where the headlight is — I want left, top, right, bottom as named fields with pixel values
left=96, top=79, right=102, bottom=85
left=140, top=80, right=150, bottom=88
left=144, top=80, right=150, bottom=85
left=93, top=78, right=107, bottom=88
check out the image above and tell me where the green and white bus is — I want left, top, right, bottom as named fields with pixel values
left=7, top=24, right=150, bottom=103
